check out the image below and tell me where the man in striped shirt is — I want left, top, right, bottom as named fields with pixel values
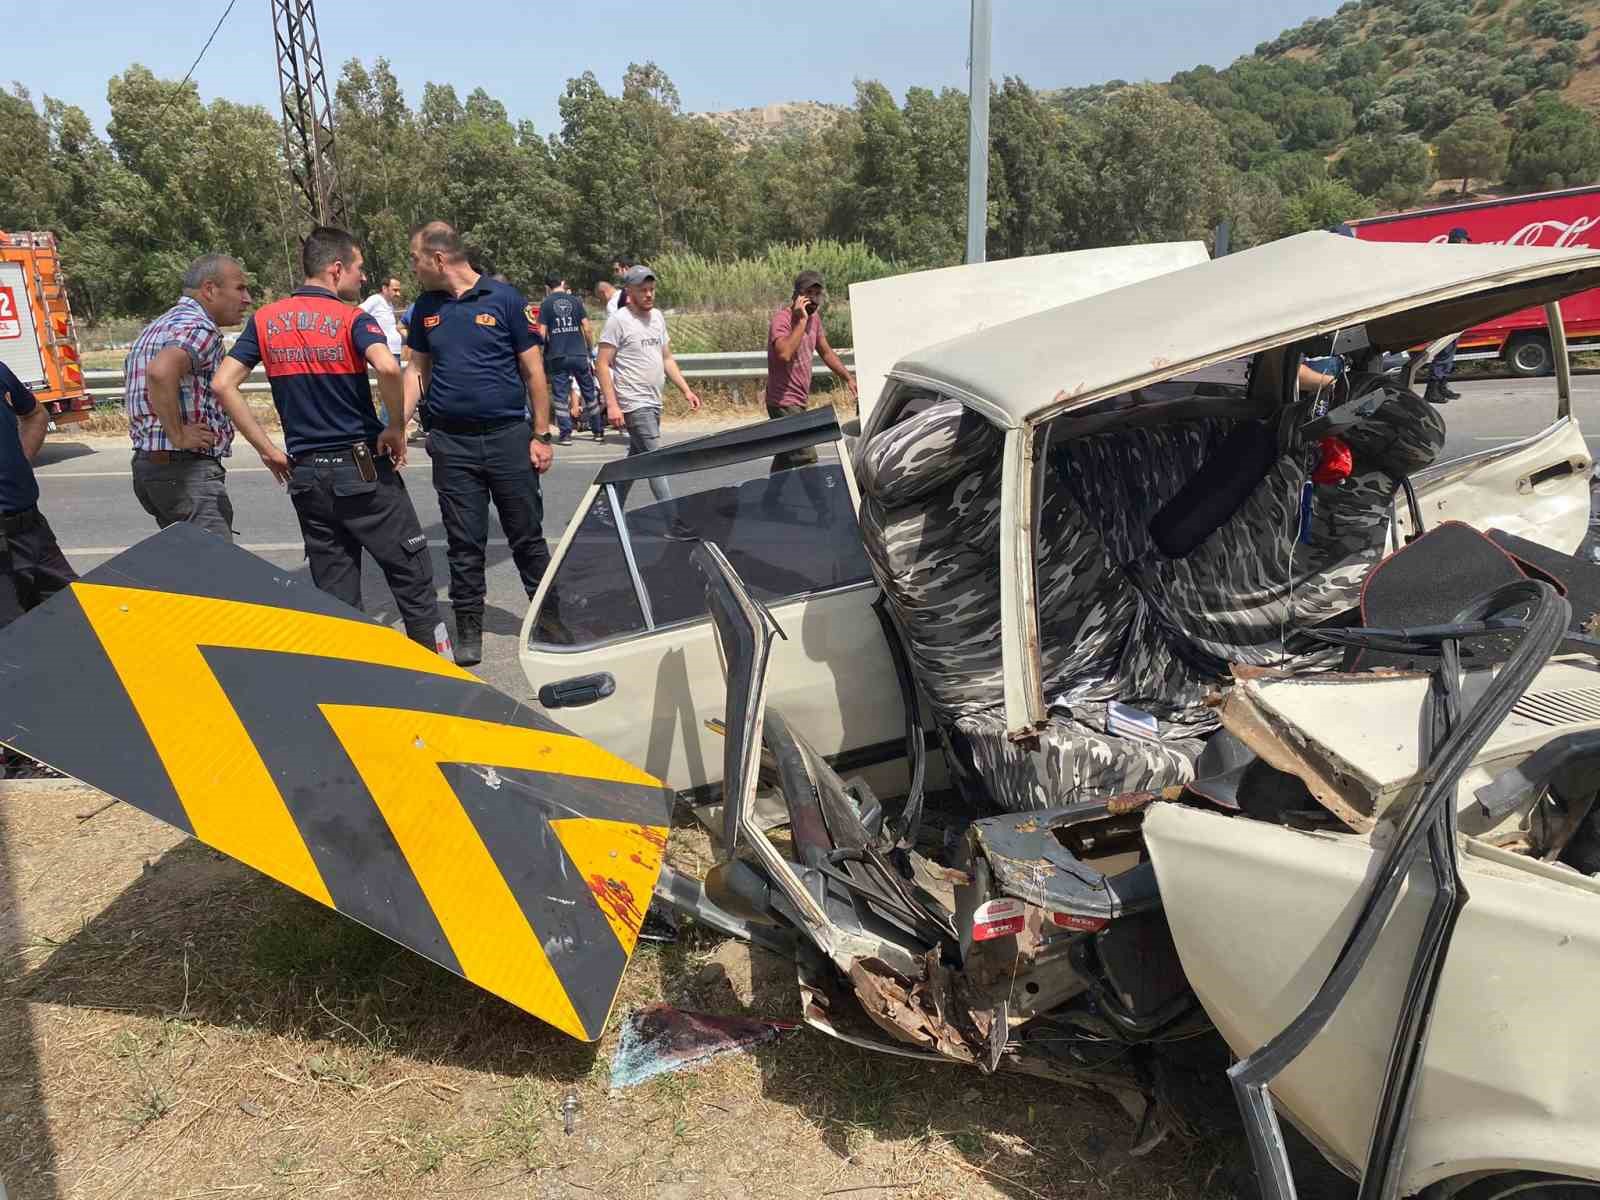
left=124, top=254, right=253, bottom=541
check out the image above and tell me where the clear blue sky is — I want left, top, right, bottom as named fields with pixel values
left=8, top=1, right=1338, bottom=135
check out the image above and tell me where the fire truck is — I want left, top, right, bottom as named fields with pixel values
left=1348, top=185, right=1600, bottom=376
left=0, top=231, right=91, bottom=426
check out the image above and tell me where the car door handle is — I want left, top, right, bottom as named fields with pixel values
left=538, top=672, right=616, bottom=709
left=1520, top=457, right=1588, bottom=492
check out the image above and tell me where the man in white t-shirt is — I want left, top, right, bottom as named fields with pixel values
left=358, top=276, right=404, bottom=356
left=597, top=265, right=701, bottom=536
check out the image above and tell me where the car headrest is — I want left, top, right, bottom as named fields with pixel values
left=1147, top=420, right=1281, bottom=559
left=857, top=399, right=1004, bottom=508
left=1335, top=373, right=1445, bottom=477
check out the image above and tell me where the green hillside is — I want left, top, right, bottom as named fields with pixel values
left=1049, top=0, right=1600, bottom=222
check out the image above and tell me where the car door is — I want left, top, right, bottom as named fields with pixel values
left=519, top=409, right=910, bottom=802
left=1395, top=343, right=1591, bottom=553
left=1402, top=416, right=1591, bottom=552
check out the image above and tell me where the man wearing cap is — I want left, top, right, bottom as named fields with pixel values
left=762, top=270, right=857, bottom=519
left=1425, top=227, right=1473, bottom=405
left=404, top=220, right=554, bottom=667
left=597, top=264, right=700, bottom=536
left=539, top=275, right=600, bottom=444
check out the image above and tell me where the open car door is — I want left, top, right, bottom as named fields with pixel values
left=1406, top=417, right=1590, bottom=550
left=520, top=408, right=913, bottom=803
left=0, top=525, right=673, bottom=1043
left=1400, top=319, right=1590, bottom=553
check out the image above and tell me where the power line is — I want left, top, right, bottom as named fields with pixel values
left=154, top=0, right=241, bottom=119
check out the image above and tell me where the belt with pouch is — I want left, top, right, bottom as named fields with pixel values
left=293, top=443, right=383, bottom=482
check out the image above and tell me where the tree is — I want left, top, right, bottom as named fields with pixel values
left=0, top=86, right=58, bottom=230
left=1223, top=170, right=1286, bottom=251
left=98, top=66, right=287, bottom=311
left=1507, top=96, right=1600, bottom=190
left=733, top=130, right=842, bottom=253
left=1435, top=112, right=1509, bottom=194
left=334, top=58, right=429, bottom=290
left=1357, top=96, right=1406, bottom=136
left=431, top=92, right=563, bottom=289
left=1335, top=135, right=1435, bottom=208
left=834, top=81, right=917, bottom=262
left=552, top=72, right=652, bottom=276
left=988, top=78, right=1075, bottom=258
left=1524, top=0, right=1589, bottom=41
left=1279, top=178, right=1375, bottom=236
left=1283, top=91, right=1354, bottom=151
left=1068, top=86, right=1233, bottom=247
left=1264, top=150, right=1329, bottom=199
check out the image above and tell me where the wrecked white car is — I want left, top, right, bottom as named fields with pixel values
left=521, top=232, right=1600, bottom=1198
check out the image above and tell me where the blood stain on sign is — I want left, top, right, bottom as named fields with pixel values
left=636, top=826, right=668, bottom=851
left=588, top=875, right=645, bottom=934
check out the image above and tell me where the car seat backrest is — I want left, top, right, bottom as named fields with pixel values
left=857, top=400, right=1007, bottom=721
left=1053, top=386, right=1443, bottom=670
left=858, top=399, right=1142, bottom=723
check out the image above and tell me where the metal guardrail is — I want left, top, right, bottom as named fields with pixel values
left=82, top=348, right=856, bottom=400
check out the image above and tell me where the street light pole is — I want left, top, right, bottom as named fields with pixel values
left=966, top=0, right=992, bottom=265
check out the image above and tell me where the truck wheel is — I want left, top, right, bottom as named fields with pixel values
left=1432, top=1172, right=1600, bottom=1200
left=1506, top=333, right=1554, bottom=378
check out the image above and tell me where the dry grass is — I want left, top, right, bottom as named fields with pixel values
left=0, top=782, right=1252, bottom=1200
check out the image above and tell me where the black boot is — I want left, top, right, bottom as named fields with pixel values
left=455, top=611, right=483, bottom=667
left=1424, top=380, right=1449, bottom=405
left=1441, top=383, right=1461, bottom=399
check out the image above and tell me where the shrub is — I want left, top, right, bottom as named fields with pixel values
left=1508, top=96, right=1600, bottom=189
left=650, top=240, right=898, bottom=312
left=1523, top=0, right=1589, bottom=40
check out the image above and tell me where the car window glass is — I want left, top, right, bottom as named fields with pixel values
left=530, top=500, right=646, bottom=647
left=616, top=442, right=870, bottom=628
left=888, top=390, right=941, bottom=426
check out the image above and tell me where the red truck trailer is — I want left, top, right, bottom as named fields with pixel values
left=1348, top=185, right=1600, bottom=376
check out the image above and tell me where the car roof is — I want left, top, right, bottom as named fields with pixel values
left=848, top=241, right=1209, bottom=425
left=887, top=231, right=1600, bottom=429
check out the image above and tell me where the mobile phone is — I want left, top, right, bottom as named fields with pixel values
left=352, top=441, right=377, bottom=483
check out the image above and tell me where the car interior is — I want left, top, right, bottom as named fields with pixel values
left=857, top=340, right=1455, bottom=816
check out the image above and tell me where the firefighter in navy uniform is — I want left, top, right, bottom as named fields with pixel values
left=403, top=221, right=554, bottom=667
left=212, top=226, right=450, bottom=656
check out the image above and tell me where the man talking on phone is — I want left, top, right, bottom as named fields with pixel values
left=213, top=226, right=450, bottom=656
left=761, top=270, right=857, bottom=518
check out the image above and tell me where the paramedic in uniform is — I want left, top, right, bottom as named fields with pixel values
left=212, top=226, right=449, bottom=655
left=403, top=220, right=554, bottom=668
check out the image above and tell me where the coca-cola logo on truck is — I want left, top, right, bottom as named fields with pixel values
left=1430, top=214, right=1600, bottom=249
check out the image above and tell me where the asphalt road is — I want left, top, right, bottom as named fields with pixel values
left=33, top=374, right=1600, bottom=700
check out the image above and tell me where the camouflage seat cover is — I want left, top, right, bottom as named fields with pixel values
left=858, top=399, right=1198, bottom=812
left=953, top=707, right=1208, bottom=814
left=857, top=399, right=1140, bottom=724
left=857, top=400, right=1010, bottom=723
left=855, top=382, right=1442, bottom=814
left=1053, top=385, right=1443, bottom=673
